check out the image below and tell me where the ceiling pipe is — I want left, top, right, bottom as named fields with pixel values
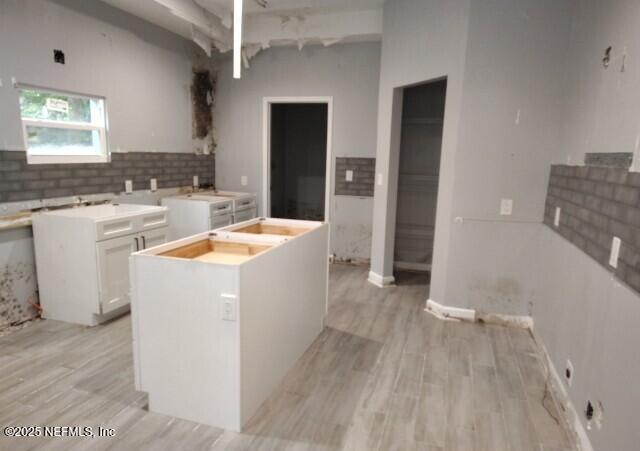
left=234, top=0, right=243, bottom=79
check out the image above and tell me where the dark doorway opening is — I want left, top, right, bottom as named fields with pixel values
left=270, top=103, right=328, bottom=220
left=394, top=79, right=447, bottom=276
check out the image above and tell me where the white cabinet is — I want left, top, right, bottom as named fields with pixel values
left=33, top=204, right=169, bottom=326
left=140, top=227, right=169, bottom=249
left=97, top=234, right=138, bottom=314
left=161, top=195, right=233, bottom=240
left=96, top=228, right=166, bottom=315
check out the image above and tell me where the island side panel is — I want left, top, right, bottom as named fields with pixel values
left=130, top=255, right=241, bottom=430
left=238, top=224, right=329, bottom=427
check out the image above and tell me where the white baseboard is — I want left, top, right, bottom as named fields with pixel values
left=530, top=327, right=594, bottom=451
left=425, top=299, right=476, bottom=322
left=367, top=271, right=395, bottom=287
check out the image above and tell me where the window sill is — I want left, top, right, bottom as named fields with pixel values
left=26, top=154, right=110, bottom=165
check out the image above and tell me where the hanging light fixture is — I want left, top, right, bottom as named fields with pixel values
left=233, top=0, right=243, bottom=79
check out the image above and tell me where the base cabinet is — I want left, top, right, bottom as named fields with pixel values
left=33, top=204, right=169, bottom=326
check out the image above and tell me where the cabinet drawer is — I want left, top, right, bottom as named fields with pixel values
left=139, top=211, right=168, bottom=231
left=210, top=202, right=232, bottom=217
left=95, top=217, right=136, bottom=241
left=234, top=197, right=256, bottom=212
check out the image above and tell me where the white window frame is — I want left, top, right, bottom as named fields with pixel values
left=19, top=86, right=109, bottom=164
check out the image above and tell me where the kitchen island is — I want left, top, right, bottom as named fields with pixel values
left=130, top=218, right=329, bottom=431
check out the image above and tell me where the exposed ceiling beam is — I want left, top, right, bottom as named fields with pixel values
left=153, top=0, right=231, bottom=49
left=243, top=8, right=382, bottom=48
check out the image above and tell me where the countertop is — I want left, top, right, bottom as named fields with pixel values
left=0, top=212, right=32, bottom=231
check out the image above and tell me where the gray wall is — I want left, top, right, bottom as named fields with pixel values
left=441, top=0, right=571, bottom=314
left=370, top=0, right=471, bottom=286
left=533, top=1, right=640, bottom=449
left=535, top=227, right=640, bottom=451
left=0, top=0, right=195, bottom=154
left=556, top=0, right=640, bottom=169
left=370, top=0, right=571, bottom=315
left=214, top=42, right=381, bottom=261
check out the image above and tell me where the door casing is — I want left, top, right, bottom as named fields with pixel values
left=262, top=96, right=333, bottom=221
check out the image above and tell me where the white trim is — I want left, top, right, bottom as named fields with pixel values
left=530, top=327, right=594, bottom=451
left=262, top=96, right=333, bottom=221
left=26, top=153, right=109, bottom=164
left=425, top=299, right=476, bottom=322
left=367, top=271, right=395, bottom=287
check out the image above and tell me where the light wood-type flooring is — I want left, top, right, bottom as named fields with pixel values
left=0, top=264, right=576, bottom=450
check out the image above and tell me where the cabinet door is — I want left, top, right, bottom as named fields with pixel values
left=233, top=208, right=257, bottom=224
left=96, top=234, right=139, bottom=314
left=140, top=227, right=169, bottom=250
left=210, top=214, right=233, bottom=230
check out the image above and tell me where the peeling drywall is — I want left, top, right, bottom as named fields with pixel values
left=0, top=228, right=38, bottom=330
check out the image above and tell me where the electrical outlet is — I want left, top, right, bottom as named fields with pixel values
left=150, top=178, right=157, bottom=192
left=565, top=360, right=574, bottom=386
left=345, top=170, right=354, bottom=182
left=500, top=198, right=513, bottom=216
left=376, top=173, right=383, bottom=186
left=554, top=207, right=561, bottom=227
left=220, top=294, right=236, bottom=321
left=241, top=175, right=248, bottom=186
left=193, top=175, right=199, bottom=188
left=609, top=237, right=621, bottom=268
left=125, top=180, right=133, bottom=194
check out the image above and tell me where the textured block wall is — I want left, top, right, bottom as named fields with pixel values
left=0, top=150, right=214, bottom=202
left=544, top=164, right=640, bottom=293
left=334, top=157, right=375, bottom=197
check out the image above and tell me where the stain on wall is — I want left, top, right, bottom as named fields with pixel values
left=0, top=228, right=39, bottom=330
left=191, top=69, right=216, bottom=153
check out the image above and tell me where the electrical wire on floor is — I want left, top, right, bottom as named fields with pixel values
left=542, top=369, right=561, bottom=425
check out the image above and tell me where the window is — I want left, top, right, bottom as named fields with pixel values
left=19, top=87, right=108, bottom=164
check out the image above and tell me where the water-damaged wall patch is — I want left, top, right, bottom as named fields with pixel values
left=191, top=69, right=215, bottom=141
left=0, top=262, right=38, bottom=328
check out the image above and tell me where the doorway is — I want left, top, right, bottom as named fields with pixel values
left=393, top=79, right=447, bottom=274
left=263, top=97, right=333, bottom=221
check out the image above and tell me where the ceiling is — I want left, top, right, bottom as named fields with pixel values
left=101, top=0, right=383, bottom=62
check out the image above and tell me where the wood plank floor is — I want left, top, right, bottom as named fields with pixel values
left=0, top=264, right=576, bottom=450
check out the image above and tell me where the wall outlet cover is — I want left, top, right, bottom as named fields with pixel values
left=554, top=207, right=561, bottom=227
left=220, top=294, right=236, bottom=321
left=241, top=175, right=248, bottom=186
left=125, top=180, right=133, bottom=194
left=376, top=173, right=383, bottom=186
left=500, top=198, right=513, bottom=216
left=345, top=169, right=354, bottom=182
left=193, top=175, right=199, bottom=187
left=150, top=178, right=157, bottom=192
left=609, top=236, right=621, bottom=268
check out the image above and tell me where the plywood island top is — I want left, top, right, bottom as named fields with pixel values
left=158, top=239, right=272, bottom=265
